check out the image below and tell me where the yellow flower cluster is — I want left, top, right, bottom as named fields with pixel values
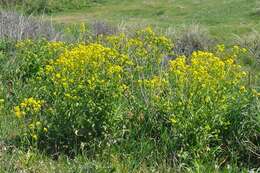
left=169, top=51, right=247, bottom=89
left=41, top=43, right=132, bottom=101
left=137, top=49, right=251, bottom=125
left=14, top=97, right=47, bottom=141
left=14, top=97, right=44, bottom=118
left=106, top=27, right=172, bottom=67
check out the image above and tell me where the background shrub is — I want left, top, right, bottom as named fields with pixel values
left=234, top=31, right=260, bottom=67
left=0, top=11, right=62, bottom=41
left=234, top=31, right=260, bottom=88
left=173, top=24, right=215, bottom=57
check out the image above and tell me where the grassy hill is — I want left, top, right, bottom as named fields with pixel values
left=49, top=0, right=260, bottom=40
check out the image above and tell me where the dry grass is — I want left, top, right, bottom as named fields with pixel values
left=172, top=24, right=215, bottom=57
left=0, top=11, right=62, bottom=41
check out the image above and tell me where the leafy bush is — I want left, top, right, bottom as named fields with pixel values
left=173, top=24, right=215, bottom=57
left=234, top=31, right=260, bottom=88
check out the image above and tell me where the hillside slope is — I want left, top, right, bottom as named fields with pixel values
left=49, top=0, right=260, bottom=40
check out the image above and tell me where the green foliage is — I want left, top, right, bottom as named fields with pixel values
left=0, top=28, right=259, bottom=171
left=102, top=29, right=260, bottom=166
left=14, top=40, right=66, bottom=80
left=14, top=41, right=131, bottom=155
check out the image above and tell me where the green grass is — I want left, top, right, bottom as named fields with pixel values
left=48, top=0, right=260, bottom=41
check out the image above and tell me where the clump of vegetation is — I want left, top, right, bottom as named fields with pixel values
left=234, top=31, right=260, bottom=87
left=235, top=31, right=260, bottom=67
left=0, top=11, right=62, bottom=41
left=173, top=24, right=215, bottom=57
left=102, top=29, right=260, bottom=167
left=1, top=28, right=258, bottom=171
left=15, top=42, right=131, bottom=155
left=91, top=20, right=118, bottom=37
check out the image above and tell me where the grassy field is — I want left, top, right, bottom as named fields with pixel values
left=49, top=0, right=260, bottom=40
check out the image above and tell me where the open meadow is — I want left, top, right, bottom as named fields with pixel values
left=48, top=0, right=260, bottom=41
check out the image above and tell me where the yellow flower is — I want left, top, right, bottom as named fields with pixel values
left=240, top=86, right=246, bottom=93
left=15, top=110, right=23, bottom=118
left=43, top=127, right=48, bottom=133
left=29, top=123, right=35, bottom=129
left=241, top=71, right=247, bottom=77
left=32, top=134, right=38, bottom=140
left=56, top=73, right=61, bottom=79
left=14, top=106, right=20, bottom=112
left=170, top=117, right=177, bottom=124
left=14, top=106, right=25, bottom=118
left=216, top=44, right=225, bottom=52
left=253, top=90, right=260, bottom=97
left=36, top=121, right=41, bottom=127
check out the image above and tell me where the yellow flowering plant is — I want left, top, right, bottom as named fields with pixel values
left=14, top=97, right=45, bottom=144
left=87, top=29, right=259, bottom=164
left=105, top=27, right=172, bottom=74
left=14, top=39, right=67, bottom=81
left=11, top=28, right=259, bottom=166
left=133, top=48, right=258, bottom=163
left=104, top=27, right=173, bottom=111
left=15, top=43, right=132, bottom=154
